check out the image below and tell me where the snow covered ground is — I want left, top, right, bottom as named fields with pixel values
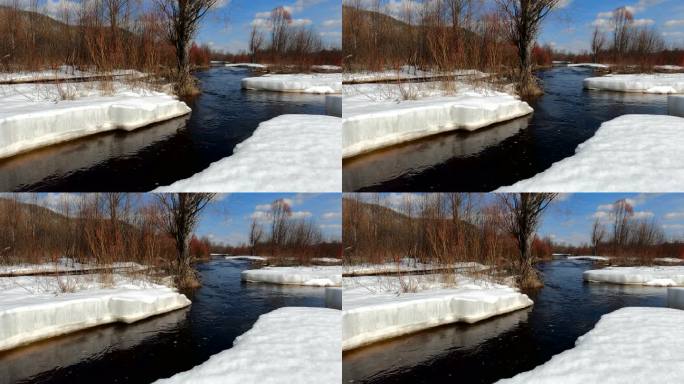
left=343, top=82, right=533, bottom=158
left=0, top=66, right=143, bottom=83
left=0, top=81, right=190, bottom=159
left=242, top=266, right=342, bottom=287
left=584, top=266, right=684, bottom=286
left=655, top=257, right=684, bottom=263
left=154, top=307, right=341, bottom=384
left=312, top=65, right=342, bottom=72
left=154, top=114, right=341, bottom=192
left=498, top=115, right=684, bottom=192
left=0, top=274, right=190, bottom=351
left=656, top=65, right=684, bottom=71
left=669, top=95, right=684, bottom=117
left=497, top=307, right=684, bottom=384
left=343, top=274, right=532, bottom=350
left=225, top=63, right=268, bottom=69
left=344, top=67, right=484, bottom=83
left=566, top=256, right=610, bottom=262
left=344, top=259, right=487, bottom=276
left=241, top=73, right=341, bottom=94
left=567, top=63, right=610, bottom=69
left=0, top=259, right=145, bottom=276
left=584, top=73, right=684, bottom=93
left=224, top=256, right=268, bottom=262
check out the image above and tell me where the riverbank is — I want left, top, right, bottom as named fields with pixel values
left=241, top=266, right=342, bottom=287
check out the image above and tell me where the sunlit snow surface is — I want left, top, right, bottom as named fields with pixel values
left=498, top=115, right=684, bottom=192
left=0, top=274, right=190, bottom=351
left=154, top=114, right=341, bottom=192
left=584, top=266, right=684, bottom=286
left=343, top=82, right=533, bottom=158
left=497, top=307, right=684, bottom=383
left=0, top=81, right=190, bottom=158
left=153, top=307, right=341, bottom=384
left=241, top=266, right=342, bottom=287
left=342, top=274, right=532, bottom=350
left=241, top=73, right=341, bottom=94
left=584, top=73, right=684, bottom=93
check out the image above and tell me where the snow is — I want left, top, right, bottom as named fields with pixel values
left=0, top=274, right=190, bottom=351
left=567, top=63, right=610, bottom=69
left=584, top=266, right=684, bottom=286
left=655, top=65, right=684, bottom=71
left=241, top=73, right=341, bottom=94
left=343, top=274, right=532, bottom=350
left=344, top=67, right=485, bottom=83
left=224, top=256, right=268, bottom=262
left=668, top=95, right=684, bottom=117
left=325, top=287, right=342, bottom=309
left=154, top=114, right=341, bottom=192
left=241, top=266, right=342, bottom=287
left=311, top=65, right=342, bottom=72
left=344, top=259, right=487, bottom=276
left=0, top=66, right=144, bottom=83
left=325, top=95, right=342, bottom=116
left=668, top=287, right=684, bottom=310
left=497, top=307, right=684, bottom=384
left=343, top=82, right=533, bottom=158
left=225, top=63, right=268, bottom=69
left=498, top=115, right=684, bottom=192
left=584, top=73, right=684, bottom=93
left=0, top=259, right=146, bottom=276
left=567, top=256, right=610, bottom=262
left=0, top=81, right=190, bottom=159
left=656, top=257, right=683, bottom=263
left=312, top=257, right=342, bottom=264
left=154, top=307, right=341, bottom=384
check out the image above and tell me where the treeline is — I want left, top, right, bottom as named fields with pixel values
left=554, top=199, right=683, bottom=263
left=217, top=198, right=342, bottom=264
left=244, top=6, right=342, bottom=68
left=343, top=1, right=516, bottom=73
left=0, top=0, right=175, bottom=73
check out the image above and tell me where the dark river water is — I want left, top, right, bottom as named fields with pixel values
left=0, top=68, right=327, bottom=192
left=342, top=258, right=668, bottom=383
left=0, top=258, right=326, bottom=384
left=343, top=67, right=670, bottom=191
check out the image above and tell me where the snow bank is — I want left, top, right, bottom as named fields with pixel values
left=668, top=287, right=684, bottom=310
left=0, top=259, right=146, bottom=276
left=312, top=65, right=342, bottom=72
left=343, top=82, right=533, bottom=158
left=0, top=82, right=190, bottom=159
left=343, top=275, right=532, bottom=350
left=344, top=67, right=484, bottom=83
left=655, top=65, right=684, bottom=71
left=312, top=257, right=342, bottom=264
left=241, top=266, right=342, bottom=287
left=325, top=95, right=342, bottom=116
left=567, top=256, right=610, bottom=262
left=154, top=307, right=340, bottom=384
left=584, top=73, right=684, bottom=93
left=0, top=66, right=143, bottom=84
left=583, top=266, right=684, bottom=286
left=224, top=256, right=268, bottom=262
left=241, top=73, right=341, bottom=94
left=154, top=114, right=341, bottom=192
left=669, top=95, right=684, bottom=117
left=655, top=257, right=683, bottom=263
left=0, top=274, right=190, bottom=351
left=344, top=260, right=487, bottom=276
left=498, top=115, right=684, bottom=192
left=567, top=63, right=610, bottom=69
left=497, top=307, right=684, bottom=384
left=225, top=63, right=268, bottom=69
left=325, top=287, right=342, bottom=309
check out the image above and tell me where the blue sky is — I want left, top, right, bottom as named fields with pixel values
left=538, top=194, right=684, bottom=245
left=33, top=0, right=341, bottom=53
left=196, top=0, right=342, bottom=52
left=539, top=0, right=684, bottom=53
left=195, top=193, right=342, bottom=245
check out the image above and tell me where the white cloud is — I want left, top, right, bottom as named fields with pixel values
left=320, top=224, right=342, bottom=229
left=556, top=0, right=572, bottom=9
left=632, top=18, right=655, bottom=27
left=664, top=212, right=684, bottom=220
left=665, top=19, right=684, bottom=28
left=322, top=211, right=341, bottom=220
left=291, top=18, right=313, bottom=27
left=322, top=19, right=342, bottom=28
left=291, top=211, right=312, bottom=219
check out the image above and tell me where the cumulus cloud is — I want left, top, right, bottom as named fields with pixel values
left=322, top=19, right=342, bottom=28
left=665, top=19, right=684, bottom=28
left=322, top=212, right=341, bottom=220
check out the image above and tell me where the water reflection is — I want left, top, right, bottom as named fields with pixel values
left=343, top=115, right=532, bottom=191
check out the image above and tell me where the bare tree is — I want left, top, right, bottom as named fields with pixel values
left=270, top=6, right=292, bottom=57
left=158, top=0, right=217, bottom=95
left=249, top=24, right=264, bottom=63
left=269, top=198, right=292, bottom=255
left=500, top=193, right=557, bottom=288
left=157, top=193, right=215, bottom=288
left=248, top=218, right=264, bottom=256
left=591, top=26, right=606, bottom=63
left=611, top=199, right=633, bottom=253
left=497, top=0, right=561, bottom=96
left=590, top=218, right=606, bottom=256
